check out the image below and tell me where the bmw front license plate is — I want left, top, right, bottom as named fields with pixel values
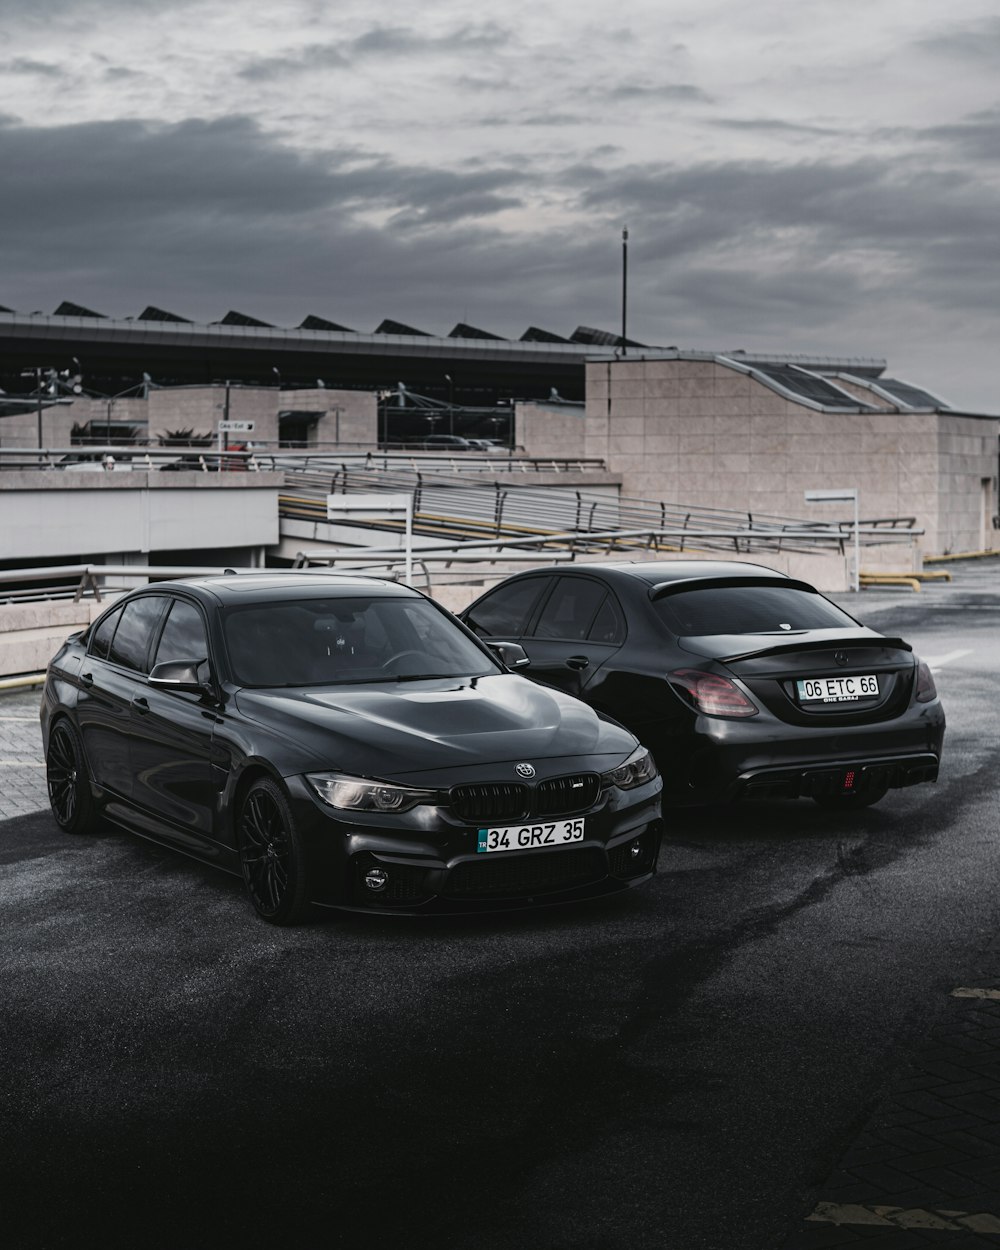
left=477, top=818, right=585, bottom=854
left=796, top=674, right=880, bottom=704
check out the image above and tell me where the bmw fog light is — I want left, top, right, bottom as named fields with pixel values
left=630, top=841, right=643, bottom=859
left=364, top=867, right=389, bottom=892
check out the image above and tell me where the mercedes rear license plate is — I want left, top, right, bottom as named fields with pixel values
left=477, top=818, right=585, bottom=854
left=796, top=674, right=880, bottom=704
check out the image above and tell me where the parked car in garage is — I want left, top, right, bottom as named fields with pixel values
left=41, top=574, right=662, bottom=924
left=460, top=561, right=945, bottom=809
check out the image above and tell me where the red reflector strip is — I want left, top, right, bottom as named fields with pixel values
left=843, top=770, right=856, bottom=790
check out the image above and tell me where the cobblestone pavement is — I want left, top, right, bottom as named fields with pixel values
left=0, top=685, right=46, bottom=820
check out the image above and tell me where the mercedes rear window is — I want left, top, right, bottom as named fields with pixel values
left=653, top=585, right=856, bottom=636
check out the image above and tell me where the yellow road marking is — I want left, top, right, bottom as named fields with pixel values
left=952, top=986, right=1000, bottom=1000
left=808, top=1201, right=1000, bottom=1233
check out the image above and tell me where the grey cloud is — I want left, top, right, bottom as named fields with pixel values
left=0, top=116, right=530, bottom=230
left=916, top=111, right=1000, bottom=163
left=0, top=114, right=539, bottom=329
left=352, top=23, right=509, bottom=55
left=564, top=155, right=1000, bottom=328
left=606, top=83, right=711, bottom=104
left=239, top=44, right=349, bottom=81
left=241, top=22, right=511, bottom=81
left=102, top=66, right=145, bottom=82
left=4, top=58, right=66, bottom=77
left=915, top=16, right=1000, bottom=60
left=0, top=0, right=196, bottom=17
left=711, top=117, right=846, bottom=137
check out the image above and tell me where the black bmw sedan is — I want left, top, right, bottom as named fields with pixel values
left=460, top=560, right=946, bottom=809
left=41, top=574, right=662, bottom=923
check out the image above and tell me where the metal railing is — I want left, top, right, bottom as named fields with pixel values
left=279, top=462, right=921, bottom=557
left=0, top=446, right=604, bottom=475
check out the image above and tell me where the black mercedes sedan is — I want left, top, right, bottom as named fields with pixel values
left=41, top=574, right=662, bottom=924
left=460, top=561, right=946, bottom=809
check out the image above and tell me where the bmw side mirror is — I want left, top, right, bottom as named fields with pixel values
left=149, top=659, right=211, bottom=693
left=489, top=642, right=530, bottom=670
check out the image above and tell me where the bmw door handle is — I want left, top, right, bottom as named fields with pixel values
left=566, top=655, right=590, bottom=671
left=132, top=696, right=150, bottom=715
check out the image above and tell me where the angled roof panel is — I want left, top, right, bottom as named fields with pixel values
left=872, top=377, right=949, bottom=410
left=448, top=322, right=503, bottom=340
left=54, top=300, right=106, bottom=319
left=571, top=325, right=646, bottom=348
left=214, top=310, right=275, bottom=328
left=375, top=318, right=431, bottom=336
left=747, top=363, right=871, bottom=410
left=137, top=305, right=192, bottom=323
left=520, top=326, right=569, bottom=343
left=299, top=314, right=354, bottom=332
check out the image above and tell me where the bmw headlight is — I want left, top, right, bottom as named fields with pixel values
left=306, top=772, right=436, bottom=813
left=602, top=746, right=658, bottom=791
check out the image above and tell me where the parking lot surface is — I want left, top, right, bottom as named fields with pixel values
left=2, top=561, right=999, bottom=1249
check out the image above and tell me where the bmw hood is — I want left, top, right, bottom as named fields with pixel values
left=234, top=673, right=635, bottom=779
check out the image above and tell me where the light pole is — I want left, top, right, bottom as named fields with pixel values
left=621, top=225, right=629, bottom=356
left=18, top=366, right=46, bottom=454
left=805, top=487, right=860, bottom=592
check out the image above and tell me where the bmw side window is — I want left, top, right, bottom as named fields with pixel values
left=152, top=600, right=209, bottom=668
left=108, top=596, right=169, bottom=673
left=588, top=594, right=626, bottom=645
left=532, top=579, right=607, bottom=642
left=465, top=579, right=547, bottom=638
left=89, top=606, right=124, bottom=660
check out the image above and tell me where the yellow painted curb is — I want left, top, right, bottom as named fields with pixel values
left=859, top=575, right=921, bottom=591
left=0, top=673, right=46, bottom=691
left=925, top=549, right=1000, bottom=563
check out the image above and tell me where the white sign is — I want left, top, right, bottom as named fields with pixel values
left=804, top=486, right=860, bottom=593
left=326, top=492, right=414, bottom=586
left=217, top=420, right=255, bottom=433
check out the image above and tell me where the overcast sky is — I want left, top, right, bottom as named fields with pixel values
left=2, top=0, right=998, bottom=409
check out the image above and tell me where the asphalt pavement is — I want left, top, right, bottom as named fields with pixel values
left=1, top=559, right=999, bottom=1250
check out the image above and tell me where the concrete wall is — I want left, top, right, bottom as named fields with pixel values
left=0, top=396, right=150, bottom=449
left=937, top=417, right=1000, bottom=553
left=278, top=387, right=377, bottom=448
left=584, top=357, right=1000, bottom=560
left=0, top=599, right=110, bottom=678
left=0, top=471, right=282, bottom=562
left=148, top=386, right=280, bottom=445
left=0, top=385, right=379, bottom=451
left=516, top=400, right=588, bottom=458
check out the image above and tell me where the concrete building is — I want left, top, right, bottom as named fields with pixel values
left=550, top=351, right=1000, bottom=559
left=0, top=384, right=377, bottom=451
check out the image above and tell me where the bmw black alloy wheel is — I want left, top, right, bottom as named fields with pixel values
left=238, top=778, right=311, bottom=925
left=46, top=720, right=97, bottom=834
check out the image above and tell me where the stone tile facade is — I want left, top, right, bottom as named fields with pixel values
left=0, top=385, right=378, bottom=452
left=578, top=356, right=999, bottom=559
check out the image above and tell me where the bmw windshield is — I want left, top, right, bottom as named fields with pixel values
left=223, top=596, right=500, bottom=687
